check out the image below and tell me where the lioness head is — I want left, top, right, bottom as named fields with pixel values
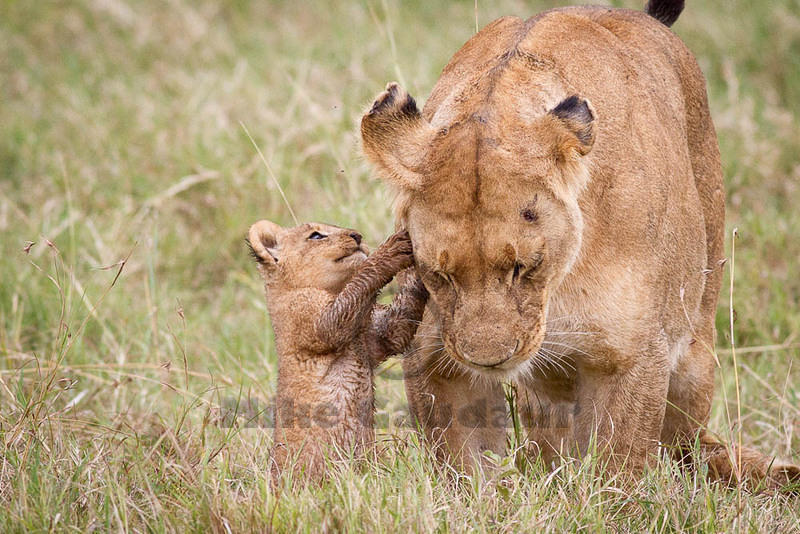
left=248, top=220, right=367, bottom=293
left=361, top=83, right=595, bottom=379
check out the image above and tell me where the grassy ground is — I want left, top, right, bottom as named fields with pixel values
left=1, top=0, right=799, bottom=531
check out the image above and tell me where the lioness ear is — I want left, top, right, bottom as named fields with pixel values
left=361, top=82, right=436, bottom=191
left=548, top=95, right=596, bottom=158
left=247, top=220, right=283, bottom=270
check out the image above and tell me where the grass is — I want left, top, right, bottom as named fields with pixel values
left=1, top=0, right=799, bottom=531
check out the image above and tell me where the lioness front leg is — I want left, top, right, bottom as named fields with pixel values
left=403, top=315, right=507, bottom=472
left=572, top=346, right=671, bottom=476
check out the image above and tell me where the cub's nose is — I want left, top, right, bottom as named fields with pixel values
left=349, top=232, right=362, bottom=245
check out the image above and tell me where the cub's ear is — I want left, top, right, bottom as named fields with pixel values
left=548, top=95, right=596, bottom=159
left=247, top=220, right=283, bottom=270
left=360, top=82, right=436, bottom=192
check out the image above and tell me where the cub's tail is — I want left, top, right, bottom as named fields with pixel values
left=645, top=0, right=685, bottom=27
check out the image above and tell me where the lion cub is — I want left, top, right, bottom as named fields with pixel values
left=248, top=220, right=427, bottom=480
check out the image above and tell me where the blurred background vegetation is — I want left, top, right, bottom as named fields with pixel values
left=1, top=0, right=799, bottom=531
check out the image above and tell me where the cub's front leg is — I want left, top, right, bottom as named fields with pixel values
left=314, top=230, right=414, bottom=350
left=369, top=268, right=429, bottom=367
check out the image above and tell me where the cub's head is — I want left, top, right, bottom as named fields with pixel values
left=361, top=82, right=595, bottom=380
left=248, top=220, right=367, bottom=293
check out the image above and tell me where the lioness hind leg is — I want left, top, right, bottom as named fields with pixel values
left=659, top=330, right=720, bottom=472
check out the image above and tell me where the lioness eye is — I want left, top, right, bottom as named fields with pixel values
left=308, top=231, right=327, bottom=240
left=521, top=208, right=538, bottom=223
left=512, top=262, right=522, bottom=281
left=521, top=196, right=539, bottom=223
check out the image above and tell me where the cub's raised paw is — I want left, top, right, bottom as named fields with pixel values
left=383, top=229, right=413, bottom=253
left=378, top=230, right=414, bottom=270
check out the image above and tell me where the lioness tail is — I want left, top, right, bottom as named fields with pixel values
left=644, top=0, right=685, bottom=27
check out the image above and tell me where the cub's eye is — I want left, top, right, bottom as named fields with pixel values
left=308, top=231, right=327, bottom=240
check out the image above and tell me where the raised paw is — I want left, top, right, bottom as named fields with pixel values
left=377, top=230, right=415, bottom=270
left=383, top=229, right=413, bottom=253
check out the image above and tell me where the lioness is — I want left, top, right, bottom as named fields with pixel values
left=248, top=222, right=427, bottom=480
left=361, top=0, right=798, bottom=487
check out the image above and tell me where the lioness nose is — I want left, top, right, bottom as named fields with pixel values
left=349, top=232, right=362, bottom=245
left=458, top=339, right=520, bottom=368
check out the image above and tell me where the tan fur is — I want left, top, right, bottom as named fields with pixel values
left=361, top=5, right=798, bottom=489
left=248, top=221, right=427, bottom=482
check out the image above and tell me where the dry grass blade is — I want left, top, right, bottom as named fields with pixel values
left=239, top=121, right=298, bottom=226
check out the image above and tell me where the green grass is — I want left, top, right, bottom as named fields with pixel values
left=1, top=0, right=799, bottom=531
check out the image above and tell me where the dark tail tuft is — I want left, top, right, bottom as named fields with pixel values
left=645, top=0, right=685, bottom=27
